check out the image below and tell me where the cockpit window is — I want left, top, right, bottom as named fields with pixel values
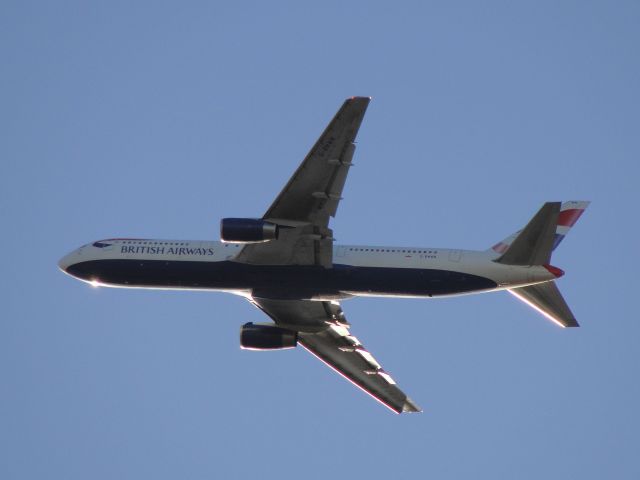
left=93, top=241, right=111, bottom=248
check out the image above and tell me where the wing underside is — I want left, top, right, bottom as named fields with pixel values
left=262, top=96, right=370, bottom=226
left=236, top=97, right=370, bottom=267
left=250, top=297, right=421, bottom=414
left=237, top=98, right=419, bottom=413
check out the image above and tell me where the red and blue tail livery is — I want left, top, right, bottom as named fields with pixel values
left=492, top=200, right=589, bottom=255
left=553, top=201, right=590, bottom=250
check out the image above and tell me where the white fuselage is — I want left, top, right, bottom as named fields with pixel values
left=59, top=239, right=557, bottom=299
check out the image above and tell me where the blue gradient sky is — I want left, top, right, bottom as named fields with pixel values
left=3, top=2, right=639, bottom=479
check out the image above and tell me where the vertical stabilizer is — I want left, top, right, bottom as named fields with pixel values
left=495, top=202, right=560, bottom=266
left=491, top=201, right=590, bottom=264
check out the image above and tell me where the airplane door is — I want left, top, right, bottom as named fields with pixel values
left=336, top=246, right=348, bottom=258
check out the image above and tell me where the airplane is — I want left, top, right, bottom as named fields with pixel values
left=59, top=97, right=589, bottom=414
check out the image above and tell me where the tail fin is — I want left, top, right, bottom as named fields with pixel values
left=495, top=202, right=560, bottom=265
left=490, top=201, right=590, bottom=262
left=489, top=201, right=590, bottom=328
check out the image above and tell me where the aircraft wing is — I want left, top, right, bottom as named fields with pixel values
left=250, top=297, right=421, bottom=414
left=236, top=97, right=370, bottom=267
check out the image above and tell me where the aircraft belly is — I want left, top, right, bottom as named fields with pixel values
left=67, top=259, right=497, bottom=297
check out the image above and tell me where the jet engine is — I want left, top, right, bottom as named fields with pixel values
left=220, top=218, right=279, bottom=243
left=240, top=322, right=298, bottom=350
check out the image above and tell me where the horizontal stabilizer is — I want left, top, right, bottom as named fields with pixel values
left=509, top=282, right=579, bottom=328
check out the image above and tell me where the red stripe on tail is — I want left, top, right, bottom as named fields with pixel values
left=557, top=209, right=584, bottom=227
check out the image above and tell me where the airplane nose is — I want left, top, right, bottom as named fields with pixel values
left=58, top=254, right=72, bottom=272
left=58, top=247, right=83, bottom=274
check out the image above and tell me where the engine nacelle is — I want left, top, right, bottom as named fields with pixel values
left=240, top=322, right=297, bottom=350
left=220, top=218, right=279, bottom=243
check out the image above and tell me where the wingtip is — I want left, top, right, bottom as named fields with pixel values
left=402, top=398, right=422, bottom=413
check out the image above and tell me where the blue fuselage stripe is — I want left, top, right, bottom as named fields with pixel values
left=67, top=259, right=497, bottom=297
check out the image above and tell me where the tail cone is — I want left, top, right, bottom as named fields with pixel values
left=544, top=264, right=565, bottom=278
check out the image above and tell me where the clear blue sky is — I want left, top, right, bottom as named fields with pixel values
left=2, top=1, right=639, bottom=478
